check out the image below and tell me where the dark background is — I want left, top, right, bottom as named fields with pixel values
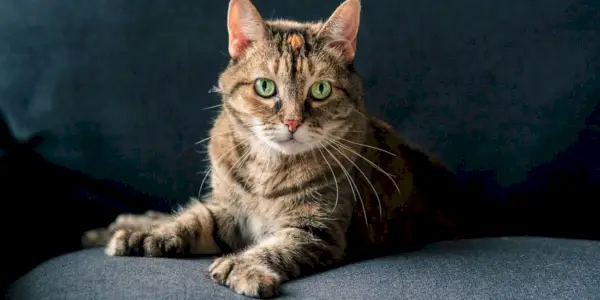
left=1, top=0, right=599, bottom=294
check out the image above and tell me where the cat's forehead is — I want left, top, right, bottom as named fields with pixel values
left=221, top=19, right=348, bottom=88
left=256, top=20, right=341, bottom=77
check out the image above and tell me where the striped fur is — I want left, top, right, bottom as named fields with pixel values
left=83, top=0, right=459, bottom=298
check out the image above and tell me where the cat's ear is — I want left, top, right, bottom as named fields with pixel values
left=227, top=0, right=267, bottom=58
left=317, top=0, right=361, bottom=61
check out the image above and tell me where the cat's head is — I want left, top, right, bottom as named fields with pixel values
left=217, top=0, right=365, bottom=156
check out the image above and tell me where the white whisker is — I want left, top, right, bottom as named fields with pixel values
left=327, top=139, right=382, bottom=218
left=194, top=123, right=258, bottom=146
left=333, top=140, right=402, bottom=198
left=208, top=86, right=223, bottom=94
left=224, top=148, right=253, bottom=187
left=331, top=135, right=396, bottom=157
left=321, top=144, right=368, bottom=226
left=317, top=147, right=340, bottom=214
left=201, top=104, right=223, bottom=111
left=197, top=138, right=249, bottom=198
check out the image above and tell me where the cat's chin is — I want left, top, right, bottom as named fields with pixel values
left=266, top=139, right=313, bottom=156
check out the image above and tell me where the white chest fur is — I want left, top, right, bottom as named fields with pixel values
left=238, top=209, right=271, bottom=245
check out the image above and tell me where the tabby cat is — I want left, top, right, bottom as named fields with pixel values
left=83, top=0, right=461, bottom=297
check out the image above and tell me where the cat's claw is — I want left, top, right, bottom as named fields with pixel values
left=105, top=229, right=186, bottom=257
left=209, top=255, right=281, bottom=298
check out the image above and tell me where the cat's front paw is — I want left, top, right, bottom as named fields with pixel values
left=209, top=255, right=281, bottom=298
left=82, top=228, right=112, bottom=248
left=105, top=229, right=187, bottom=257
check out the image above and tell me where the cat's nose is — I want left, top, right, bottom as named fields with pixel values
left=284, top=120, right=302, bottom=133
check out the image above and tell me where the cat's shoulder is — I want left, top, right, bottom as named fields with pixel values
left=366, top=116, right=404, bottom=147
left=367, top=117, right=394, bottom=133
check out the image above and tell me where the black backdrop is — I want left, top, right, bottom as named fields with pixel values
left=1, top=0, right=599, bottom=293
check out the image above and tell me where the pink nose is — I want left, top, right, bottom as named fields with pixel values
left=284, top=120, right=302, bottom=133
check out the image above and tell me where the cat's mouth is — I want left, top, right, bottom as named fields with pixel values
left=272, top=131, right=297, bottom=142
left=269, top=136, right=310, bottom=155
left=275, top=136, right=298, bottom=145
left=250, top=119, right=313, bottom=155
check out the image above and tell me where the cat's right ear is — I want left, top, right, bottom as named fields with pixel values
left=227, top=0, right=267, bottom=58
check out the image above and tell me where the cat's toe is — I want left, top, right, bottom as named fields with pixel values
left=105, top=229, right=135, bottom=256
left=209, top=256, right=281, bottom=298
left=232, top=267, right=280, bottom=299
left=105, top=229, right=186, bottom=257
left=209, top=256, right=236, bottom=284
left=142, top=232, right=185, bottom=257
left=81, top=228, right=112, bottom=248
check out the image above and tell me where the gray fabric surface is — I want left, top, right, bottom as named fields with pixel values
left=7, top=237, right=600, bottom=300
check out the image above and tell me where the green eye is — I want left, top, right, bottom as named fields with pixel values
left=254, top=78, right=277, bottom=98
left=310, top=81, right=332, bottom=100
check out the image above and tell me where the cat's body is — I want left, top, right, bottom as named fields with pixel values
left=83, top=0, right=461, bottom=298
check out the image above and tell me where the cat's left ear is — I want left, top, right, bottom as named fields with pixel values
left=227, top=0, right=267, bottom=58
left=317, top=0, right=361, bottom=61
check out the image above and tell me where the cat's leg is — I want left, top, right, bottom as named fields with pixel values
left=82, top=210, right=172, bottom=248
left=209, top=225, right=346, bottom=298
left=105, top=199, right=223, bottom=257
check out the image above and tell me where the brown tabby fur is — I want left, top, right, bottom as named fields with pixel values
left=83, top=0, right=460, bottom=298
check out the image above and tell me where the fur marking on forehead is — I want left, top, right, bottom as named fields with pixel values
left=287, top=34, right=304, bottom=52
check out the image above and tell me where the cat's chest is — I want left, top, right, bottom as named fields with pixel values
left=243, top=160, right=304, bottom=192
left=238, top=213, right=268, bottom=244
left=233, top=199, right=285, bottom=244
left=244, top=164, right=282, bottom=190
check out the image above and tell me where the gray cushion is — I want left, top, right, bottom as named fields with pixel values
left=7, top=237, right=600, bottom=299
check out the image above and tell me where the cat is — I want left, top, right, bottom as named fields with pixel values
left=82, top=0, right=463, bottom=298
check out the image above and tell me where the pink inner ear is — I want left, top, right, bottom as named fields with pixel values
left=227, top=0, right=265, bottom=58
left=228, top=2, right=248, bottom=58
left=229, top=35, right=249, bottom=58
